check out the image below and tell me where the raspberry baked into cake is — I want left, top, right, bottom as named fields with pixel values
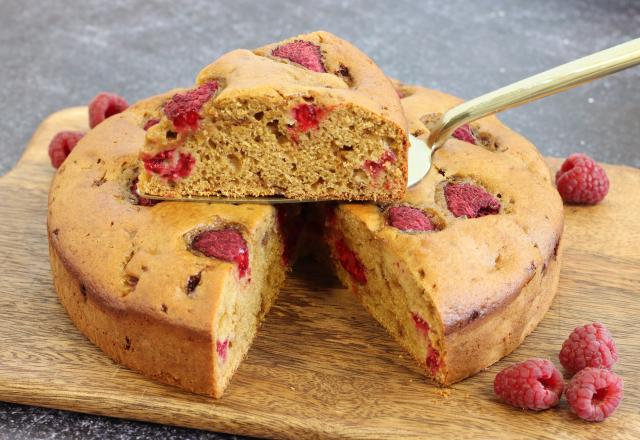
left=324, top=82, right=564, bottom=385
left=138, top=31, right=408, bottom=202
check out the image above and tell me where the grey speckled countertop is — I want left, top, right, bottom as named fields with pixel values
left=1, top=0, right=639, bottom=438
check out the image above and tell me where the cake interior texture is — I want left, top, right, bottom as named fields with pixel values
left=138, top=31, right=408, bottom=202
left=142, top=94, right=406, bottom=201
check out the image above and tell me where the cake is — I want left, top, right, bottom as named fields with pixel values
left=48, top=80, right=563, bottom=397
left=323, top=82, right=564, bottom=384
left=138, top=31, right=408, bottom=202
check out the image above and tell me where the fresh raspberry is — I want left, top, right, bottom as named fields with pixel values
left=445, top=183, right=501, bottom=218
left=48, top=131, right=84, bottom=168
left=364, top=150, right=397, bottom=180
left=276, top=206, right=304, bottom=266
left=88, top=92, right=129, bottom=128
left=192, top=229, right=249, bottom=278
left=272, top=40, right=326, bottom=73
left=335, top=238, right=366, bottom=285
left=566, top=367, right=623, bottom=422
left=426, top=346, right=441, bottom=375
left=494, top=359, right=564, bottom=411
left=143, top=118, right=160, bottom=131
left=142, top=148, right=195, bottom=181
left=164, top=81, right=219, bottom=132
left=559, top=323, right=618, bottom=374
left=412, top=312, right=430, bottom=335
left=555, top=153, right=609, bottom=204
left=129, top=178, right=159, bottom=207
left=388, top=206, right=435, bottom=232
left=451, top=124, right=476, bottom=144
left=216, top=338, right=229, bottom=362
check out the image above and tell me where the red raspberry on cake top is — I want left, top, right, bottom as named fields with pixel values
left=387, top=206, right=435, bottom=232
left=163, top=81, right=219, bottom=132
left=451, top=124, right=476, bottom=144
left=192, top=229, right=250, bottom=278
left=271, top=40, right=326, bottom=73
left=445, top=183, right=501, bottom=218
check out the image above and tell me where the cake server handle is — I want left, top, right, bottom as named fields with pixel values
left=408, top=38, right=640, bottom=187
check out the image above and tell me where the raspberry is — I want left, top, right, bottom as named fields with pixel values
left=88, top=92, right=129, bottom=128
left=555, top=153, right=609, bottom=204
left=129, top=178, right=159, bottom=207
left=164, top=81, right=219, bottom=132
left=335, top=238, right=366, bottom=285
left=451, top=124, right=476, bottom=144
left=566, top=367, right=623, bottom=422
left=192, top=229, right=249, bottom=278
left=291, top=103, right=328, bottom=132
left=216, top=338, right=229, bottom=362
left=364, top=150, right=397, bottom=179
left=559, top=322, right=618, bottom=374
left=276, top=206, right=304, bottom=265
left=48, top=131, right=84, bottom=168
left=494, top=359, right=564, bottom=411
left=426, top=346, right=441, bottom=375
left=445, top=183, right=501, bottom=218
left=143, top=118, right=160, bottom=131
left=142, top=148, right=195, bottom=181
left=272, top=40, right=326, bottom=73
left=388, top=206, right=435, bottom=232
left=412, top=312, right=430, bottom=335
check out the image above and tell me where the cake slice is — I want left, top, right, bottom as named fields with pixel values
left=138, top=31, right=408, bottom=202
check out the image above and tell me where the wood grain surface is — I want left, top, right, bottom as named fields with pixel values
left=0, top=108, right=638, bottom=439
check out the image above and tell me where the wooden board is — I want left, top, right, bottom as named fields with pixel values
left=0, top=108, right=639, bottom=439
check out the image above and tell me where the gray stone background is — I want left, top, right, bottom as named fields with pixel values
left=0, top=0, right=638, bottom=438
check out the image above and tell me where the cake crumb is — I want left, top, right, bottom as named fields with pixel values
left=436, top=388, right=451, bottom=398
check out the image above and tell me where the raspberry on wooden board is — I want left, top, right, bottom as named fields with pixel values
left=48, top=131, right=84, bottom=168
left=494, top=359, right=564, bottom=411
left=566, top=367, right=623, bottom=422
left=559, top=322, right=618, bottom=374
left=88, top=92, right=129, bottom=128
left=556, top=153, right=609, bottom=204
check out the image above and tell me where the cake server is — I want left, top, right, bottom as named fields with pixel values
left=143, top=38, right=640, bottom=203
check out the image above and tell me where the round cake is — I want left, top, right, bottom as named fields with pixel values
left=48, top=83, right=563, bottom=397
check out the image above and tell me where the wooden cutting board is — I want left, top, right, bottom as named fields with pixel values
left=1, top=107, right=638, bottom=440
